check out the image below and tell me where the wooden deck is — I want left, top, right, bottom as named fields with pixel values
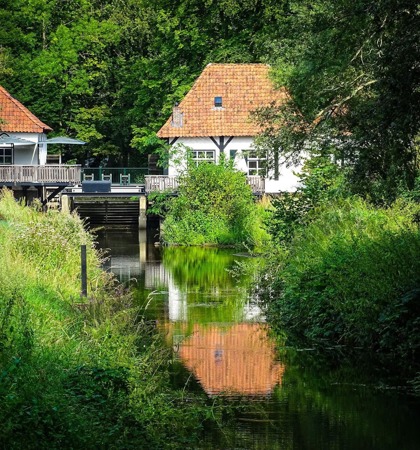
left=0, top=165, right=82, bottom=185
left=144, top=175, right=265, bottom=194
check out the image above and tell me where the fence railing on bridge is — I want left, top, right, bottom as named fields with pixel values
left=0, top=165, right=81, bottom=184
left=145, top=175, right=179, bottom=193
left=81, top=167, right=148, bottom=185
left=145, top=175, right=265, bottom=194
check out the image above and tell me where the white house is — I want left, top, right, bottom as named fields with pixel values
left=0, top=85, right=52, bottom=165
left=157, top=63, right=301, bottom=193
left=0, top=86, right=82, bottom=195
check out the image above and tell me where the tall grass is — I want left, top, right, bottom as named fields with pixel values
left=0, top=189, right=214, bottom=448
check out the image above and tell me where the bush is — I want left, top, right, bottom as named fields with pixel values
left=268, top=152, right=346, bottom=247
left=161, top=159, right=270, bottom=248
left=259, top=197, right=420, bottom=363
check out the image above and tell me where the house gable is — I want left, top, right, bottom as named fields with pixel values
left=0, top=86, right=52, bottom=133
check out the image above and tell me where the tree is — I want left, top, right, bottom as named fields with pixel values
left=254, top=0, right=420, bottom=202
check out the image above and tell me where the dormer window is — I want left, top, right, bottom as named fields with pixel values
left=214, top=96, right=223, bottom=108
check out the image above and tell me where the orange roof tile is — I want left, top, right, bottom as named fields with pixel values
left=157, top=63, right=287, bottom=138
left=0, top=85, right=52, bottom=133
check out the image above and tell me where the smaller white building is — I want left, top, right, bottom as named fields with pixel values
left=0, top=85, right=52, bottom=165
left=157, top=64, right=301, bottom=193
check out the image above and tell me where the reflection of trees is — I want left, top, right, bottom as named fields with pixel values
left=270, top=350, right=420, bottom=450
left=168, top=323, right=284, bottom=397
left=162, top=247, right=246, bottom=290
left=159, top=247, right=258, bottom=323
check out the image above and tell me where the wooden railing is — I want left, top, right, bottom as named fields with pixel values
left=246, top=175, right=265, bottom=194
left=145, top=175, right=265, bottom=194
left=0, top=165, right=82, bottom=184
left=145, top=175, right=179, bottom=193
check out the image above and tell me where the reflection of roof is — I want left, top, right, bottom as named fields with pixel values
left=157, top=64, right=287, bottom=138
left=177, top=323, right=284, bottom=396
left=0, top=86, right=52, bottom=133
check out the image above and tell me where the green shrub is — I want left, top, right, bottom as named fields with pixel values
left=260, top=197, right=420, bottom=362
left=161, top=158, right=270, bottom=248
left=268, top=152, right=346, bottom=247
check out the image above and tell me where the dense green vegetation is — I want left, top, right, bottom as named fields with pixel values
left=0, top=190, right=221, bottom=448
left=257, top=154, right=420, bottom=378
left=0, top=0, right=419, bottom=403
left=151, top=159, right=270, bottom=247
left=253, top=0, right=419, bottom=202
left=260, top=198, right=420, bottom=359
left=1, top=0, right=418, bottom=201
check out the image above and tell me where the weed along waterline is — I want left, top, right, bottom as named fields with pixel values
left=95, top=229, right=420, bottom=449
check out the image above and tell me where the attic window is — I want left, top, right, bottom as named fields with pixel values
left=214, top=96, right=223, bottom=108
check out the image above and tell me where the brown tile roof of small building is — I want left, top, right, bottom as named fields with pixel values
left=0, top=86, right=52, bottom=133
left=157, top=63, right=287, bottom=138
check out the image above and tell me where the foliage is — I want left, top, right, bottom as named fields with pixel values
left=259, top=197, right=420, bottom=365
left=146, top=190, right=174, bottom=216
left=0, top=0, right=288, bottom=166
left=254, top=0, right=420, bottom=203
left=160, top=158, right=270, bottom=247
left=0, top=189, right=219, bottom=448
left=268, top=151, right=347, bottom=246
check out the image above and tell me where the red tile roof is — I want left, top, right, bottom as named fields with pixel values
left=177, top=323, right=284, bottom=396
left=0, top=86, right=52, bottom=133
left=157, top=63, right=287, bottom=138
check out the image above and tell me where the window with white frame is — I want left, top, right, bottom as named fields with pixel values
left=245, top=150, right=266, bottom=176
left=191, top=150, right=215, bottom=165
left=0, top=147, right=13, bottom=164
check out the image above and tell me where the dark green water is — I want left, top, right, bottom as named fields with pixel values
left=96, top=229, right=420, bottom=450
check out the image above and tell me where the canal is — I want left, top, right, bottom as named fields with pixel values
left=96, top=228, right=420, bottom=450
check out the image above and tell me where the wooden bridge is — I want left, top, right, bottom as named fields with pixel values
left=0, top=166, right=265, bottom=226
left=0, top=165, right=264, bottom=194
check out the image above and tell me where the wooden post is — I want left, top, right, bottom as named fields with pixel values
left=139, top=229, right=147, bottom=265
left=81, top=245, right=87, bottom=297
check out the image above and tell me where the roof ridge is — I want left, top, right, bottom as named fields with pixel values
left=206, top=63, right=270, bottom=66
left=0, top=86, right=52, bottom=132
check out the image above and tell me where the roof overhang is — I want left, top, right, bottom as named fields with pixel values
left=0, top=133, right=35, bottom=145
left=46, top=137, right=86, bottom=145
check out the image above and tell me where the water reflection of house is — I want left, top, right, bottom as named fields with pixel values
left=144, top=259, right=263, bottom=322
left=145, top=262, right=188, bottom=321
left=173, top=323, right=284, bottom=397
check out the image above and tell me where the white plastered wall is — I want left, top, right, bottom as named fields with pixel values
left=168, top=136, right=302, bottom=193
left=8, top=132, right=47, bottom=165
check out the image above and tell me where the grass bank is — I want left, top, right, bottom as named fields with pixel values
left=0, top=190, right=216, bottom=449
left=258, top=198, right=420, bottom=375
